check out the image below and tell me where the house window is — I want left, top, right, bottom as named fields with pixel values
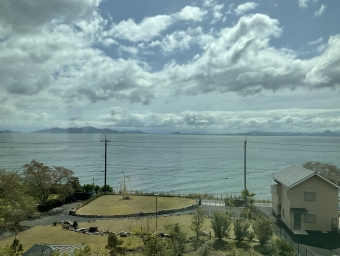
left=305, top=213, right=316, bottom=223
left=304, top=191, right=315, bottom=201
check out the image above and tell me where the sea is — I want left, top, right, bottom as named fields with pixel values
left=1, top=133, right=340, bottom=200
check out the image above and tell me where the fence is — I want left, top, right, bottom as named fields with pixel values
left=274, top=225, right=316, bottom=256
left=254, top=206, right=317, bottom=256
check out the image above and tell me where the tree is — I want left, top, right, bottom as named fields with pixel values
left=101, top=184, right=113, bottom=193
left=22, top=160, right=75, bottom=206
left=190, top=207, right=205, bottom=250
left=83, top=184, right=95, bottom=194
left=210, top=211, right=231, bottom=240
left=0, top=170, right=36, bottom=228
left=0, top=239, right=24, bottom=256
left=303, top=161, right=340, bottom=186
left=165, top=223, right=186, bottom=256
left=233, top=219, right=250, bottom=242
left=106, top=233, right=124, bottom=256
left=142, top=233, right=169, bottom=256
left=240, top=189, right=256, bottom=219
left=253, top=217, right=273, bottom=245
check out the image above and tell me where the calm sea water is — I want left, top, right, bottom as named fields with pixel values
left=1, top=133, right=340, bottom=199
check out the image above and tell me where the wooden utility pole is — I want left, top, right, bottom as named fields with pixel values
left=244, top=137, right=247, bottom=192
left=101, top=135, right=110, bottom=194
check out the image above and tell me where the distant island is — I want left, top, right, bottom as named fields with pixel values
left=0, top=127, right=340, bottom=136
left=0, top=130, right=22, bottom=133
left=30, top=126, right=146, bottom=134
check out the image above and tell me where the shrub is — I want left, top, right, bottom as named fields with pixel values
left=165, top=223, right=186, bottom=255
left=210, top=211, right=231, bottom=240
left=233, top=219, right=250, bottom=242
left=276, top=239, right=296, bottom=255
left=190, top=207, right=205, bottom=250
left=253, top=217, right=273, bottom=245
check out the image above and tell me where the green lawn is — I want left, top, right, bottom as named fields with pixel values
left=76, top=195, right=196, bottom=215
left=0, top=214, right=270, bottom=255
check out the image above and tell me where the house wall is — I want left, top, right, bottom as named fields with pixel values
left=271, top=182, right=281, bottom=216
left=290, top=175, right=339, bottom=231
left=280, top=184, right=291, bottom=229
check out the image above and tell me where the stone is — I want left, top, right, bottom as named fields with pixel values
left=89, top=227, right=99, bottom=232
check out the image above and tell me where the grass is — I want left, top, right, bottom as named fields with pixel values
left=0, top=215, right=206, bottom=252
left=76, top=195, right=196, bottom=215
left=0, top=214, right=271, bottom=255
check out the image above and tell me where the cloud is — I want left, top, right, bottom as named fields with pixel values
left=117, top=45, right=138, bottom=55
left=1, top=0, right=340, bottom=132
left=308, top=37, right=323, bottom=45
left=107, top=15, right=174, bottom=42
left=304, top=35, right=340, bottom=88
left=235, top=2, right=259, bottom=16
left=176, top=6, right=207, bottom=21
left=211, top=4, right=224, bottom=23
left=150, top=27, right=204, bottom=54
left=98, top=107, right=340, bottom=132
left=106, top=5, right=207, bottom=43
left=298, top=0, right=309, bottom=8
left=314, top=4, right=326, bottom=17
left=0, top=0, right=101, bottom=37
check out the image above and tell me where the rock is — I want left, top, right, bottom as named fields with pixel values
left=119, top=231, right=128, bottom=237
left=89, top=227, right=99, bottom=233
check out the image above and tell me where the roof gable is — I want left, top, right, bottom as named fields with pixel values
left=274, top=165, right=340, bottom=189
left=274, top=165, right=316, bottom=188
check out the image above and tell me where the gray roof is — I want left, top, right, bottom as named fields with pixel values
left=23, top=244, right=85, bottom=256
left=273, top=165, right=316, bottom=188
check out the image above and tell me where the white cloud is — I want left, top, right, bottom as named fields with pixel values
left=106, top=6, right=207, bottom=43
left=314, top=4, right=326, bottom=17
left=98, top=107, right=340, bottom=132
left=299, top=0, right=309, bottom=8
left=1, top=0, right=340, bottom=133
left=117, top=45, right=138, bottom=55
left=305, top=35, right=340, bottom=87
left=308, top=37, right=323, bottom=45
left=235, top=2, right=259, bottom=16
left=151, top=28, right=203, bottom=54
left=107, top=15, right=174, bottom=42
left=176, top=6, right=207, bottom=21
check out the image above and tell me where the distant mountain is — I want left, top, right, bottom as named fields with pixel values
left=0, top=130, right=23, bottom=133
left=31, top=126, right=146, bottom=134
left=236, top=130, right=340, bottom=136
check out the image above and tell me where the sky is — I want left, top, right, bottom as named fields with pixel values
left=1, top=0, right=340, bottom=133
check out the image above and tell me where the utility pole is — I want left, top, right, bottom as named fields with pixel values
left=101, top=135, right=110, bottom=194
left=244, top=137, right=247, bottom=192
left=244, top=137, right=247, bottom=206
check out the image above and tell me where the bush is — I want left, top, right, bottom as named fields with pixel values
left=210, top=211, right=231, bottom=240
left=263, top=239, right=296, bottom=256
left=233, top=219, right=250, bottom=242
left=165, top=223, right=186, bottom=255
left=253, top=217, right=273, bottom=245
left=276, top=239, right=296, bottom=255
